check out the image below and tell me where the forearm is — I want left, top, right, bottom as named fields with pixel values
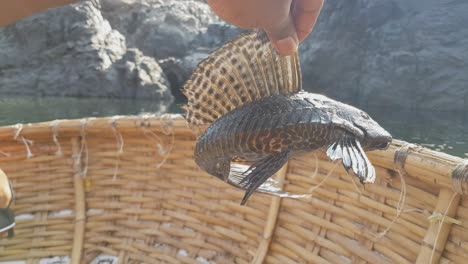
left=0, top=0, right=78, bottom=27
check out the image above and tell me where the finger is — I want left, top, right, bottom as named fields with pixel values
left=264, top=14, right=299, bottom=56
left=207, top=0, right=257, bottom=28
left=293, top=0, right=324, bottom=43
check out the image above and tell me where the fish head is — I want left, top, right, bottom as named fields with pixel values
left=307, top=93, right=392, bottom=184
left=333, top=103, right=392, bottom=151
left=325, top=100, right=392, bottom=184
left=352, top=111, right=392, bottom=151
left=298, top=92, right=392, bottom=151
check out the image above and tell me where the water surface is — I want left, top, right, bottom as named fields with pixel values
left=0, top=96, right=466, bottom=158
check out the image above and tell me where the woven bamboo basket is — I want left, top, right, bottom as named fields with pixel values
left=0, top=114, right=467, bottom=264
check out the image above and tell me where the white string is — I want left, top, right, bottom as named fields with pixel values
left=111, top=117, right=124, bottom=154
left=50, top=120, right=63, bottom=157
left=350, top=171, right=363, bottom=196
left=140, top=116, right=175, bottom=170
left=273, top=159, right=340, bottom=201
left=14, top=123, right=33, bottom=159
left=160, top=114, right=176, bottom=136
left=308, top=160, right=339, bottom=193
left=375, top=166, right=407, bottom=240
left=110, top=116, right=124, bottom=180
left=308, top=154, right=319, bottom=180
left=429, top=193, right=459, bottom=263
left=0, top=150, right=11, bottom=157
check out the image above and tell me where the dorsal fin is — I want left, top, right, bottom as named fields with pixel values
left=183, top=30, right=302, bottom=126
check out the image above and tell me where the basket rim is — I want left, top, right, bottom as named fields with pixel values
left=0, top=114, right=466, bottom=194
left=0, top=114, right=467, bottom=263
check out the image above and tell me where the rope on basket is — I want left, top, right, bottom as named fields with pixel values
left=425, top=190, right=461, bottom=264
left=110, top=116, right=124, bottom=180
left=451, top=160, right=468, bottom=195
left=50, top=120, right=63, bottom=157
left=13, top=123, right=33, bottom=159
left=0, top=149, right=11, bottom=157
left=375, top=143, right=420, bottom=239
left=140, top=114, right=175, bottom=170
left=394, top=143, right=422, bottom=170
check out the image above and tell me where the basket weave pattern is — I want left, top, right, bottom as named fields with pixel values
left=0, top=115, right=467, bottom=264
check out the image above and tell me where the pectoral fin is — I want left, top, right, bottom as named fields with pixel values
left=326, top=136, right=376, bottom=184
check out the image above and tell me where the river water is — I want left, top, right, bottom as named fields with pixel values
left=0, top=96, right=466, bottom=158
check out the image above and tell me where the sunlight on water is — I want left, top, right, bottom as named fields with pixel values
left=364, top=107, right=468, bottom=158
left=0, top=96, right=178, bottom=125
left=0, top=96, right=466, bottom=158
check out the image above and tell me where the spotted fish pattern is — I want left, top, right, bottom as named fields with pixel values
left=183, top=31, right=392, bottom=205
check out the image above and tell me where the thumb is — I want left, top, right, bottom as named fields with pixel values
left=264, top=15, right=298, bottom=56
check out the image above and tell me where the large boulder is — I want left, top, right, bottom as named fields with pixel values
left=141, top=0, right=468, bottom=112
left=300, top=0, right=468, bottom=111
left=0, top=0, right=173, bottom=101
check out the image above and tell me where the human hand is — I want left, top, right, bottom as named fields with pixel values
left=207, top=0, right=324, bottom=56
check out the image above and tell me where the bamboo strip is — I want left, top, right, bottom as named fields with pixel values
left=416, top=188, right=461, bottom=264
left=1, top=115, right=467, bottom=263
left=370, top=141, right=460, bottom=189
left=70, top=137, right=86, bottom=264
left=0, top=115, right=187, bottom=138
left=327, top=231, right=393, bottom=264
left=0, top=117, right=463, bottom=186
left=251, top=163, right=288, bottom=264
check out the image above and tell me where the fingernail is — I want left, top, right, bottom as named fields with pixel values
left=275, top=36, right=298, bottom=55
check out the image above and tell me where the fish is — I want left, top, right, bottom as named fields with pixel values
left=183, top=30, right=392, bottom=205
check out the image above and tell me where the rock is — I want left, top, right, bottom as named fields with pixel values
left=113, top=48, right=172, bottom=99
left=1, top=0, right=467, bottom=112
left=0, top=0, right=173, bottom=102
left=157, top=51, right=213, bottom=101
left=100, top=0, right=219, bottom=59
left=156, top=23, right=246, bottom=97
left=98, top=0, right=244, bottom=89
left=191, top=23, right=246, bottom=49
left=157, top=57, right=191, bottom=101
left=300, top=0, right=468, bottom=111
left=148, top=0, right=468, bottom=112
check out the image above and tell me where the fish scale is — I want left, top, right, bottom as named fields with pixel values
left=183, top=30, right=392, bottom=204
left=194, top=93, right=346, bottom=176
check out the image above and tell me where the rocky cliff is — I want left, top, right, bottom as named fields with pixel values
left=0, top=1, right=173, bottom=102
left=300, top=0, right=468, bottom=111
left=1, top=0, right=467, bottom=111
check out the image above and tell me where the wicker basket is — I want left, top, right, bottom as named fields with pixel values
left=0, top=115, right=467, bottom=264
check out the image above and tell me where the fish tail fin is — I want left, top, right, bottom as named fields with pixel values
left=183, top=30, right=302, bottom=126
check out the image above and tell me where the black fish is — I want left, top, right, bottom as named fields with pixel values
left=183, top=30, right=392, bottom=205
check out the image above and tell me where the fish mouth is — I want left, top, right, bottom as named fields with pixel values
left=353, top=123, right=392, bottom=151
left=374, top=141, right=391, bottom=150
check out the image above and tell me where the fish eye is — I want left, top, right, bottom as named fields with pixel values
left=360, top=112, right=370, bottom=119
